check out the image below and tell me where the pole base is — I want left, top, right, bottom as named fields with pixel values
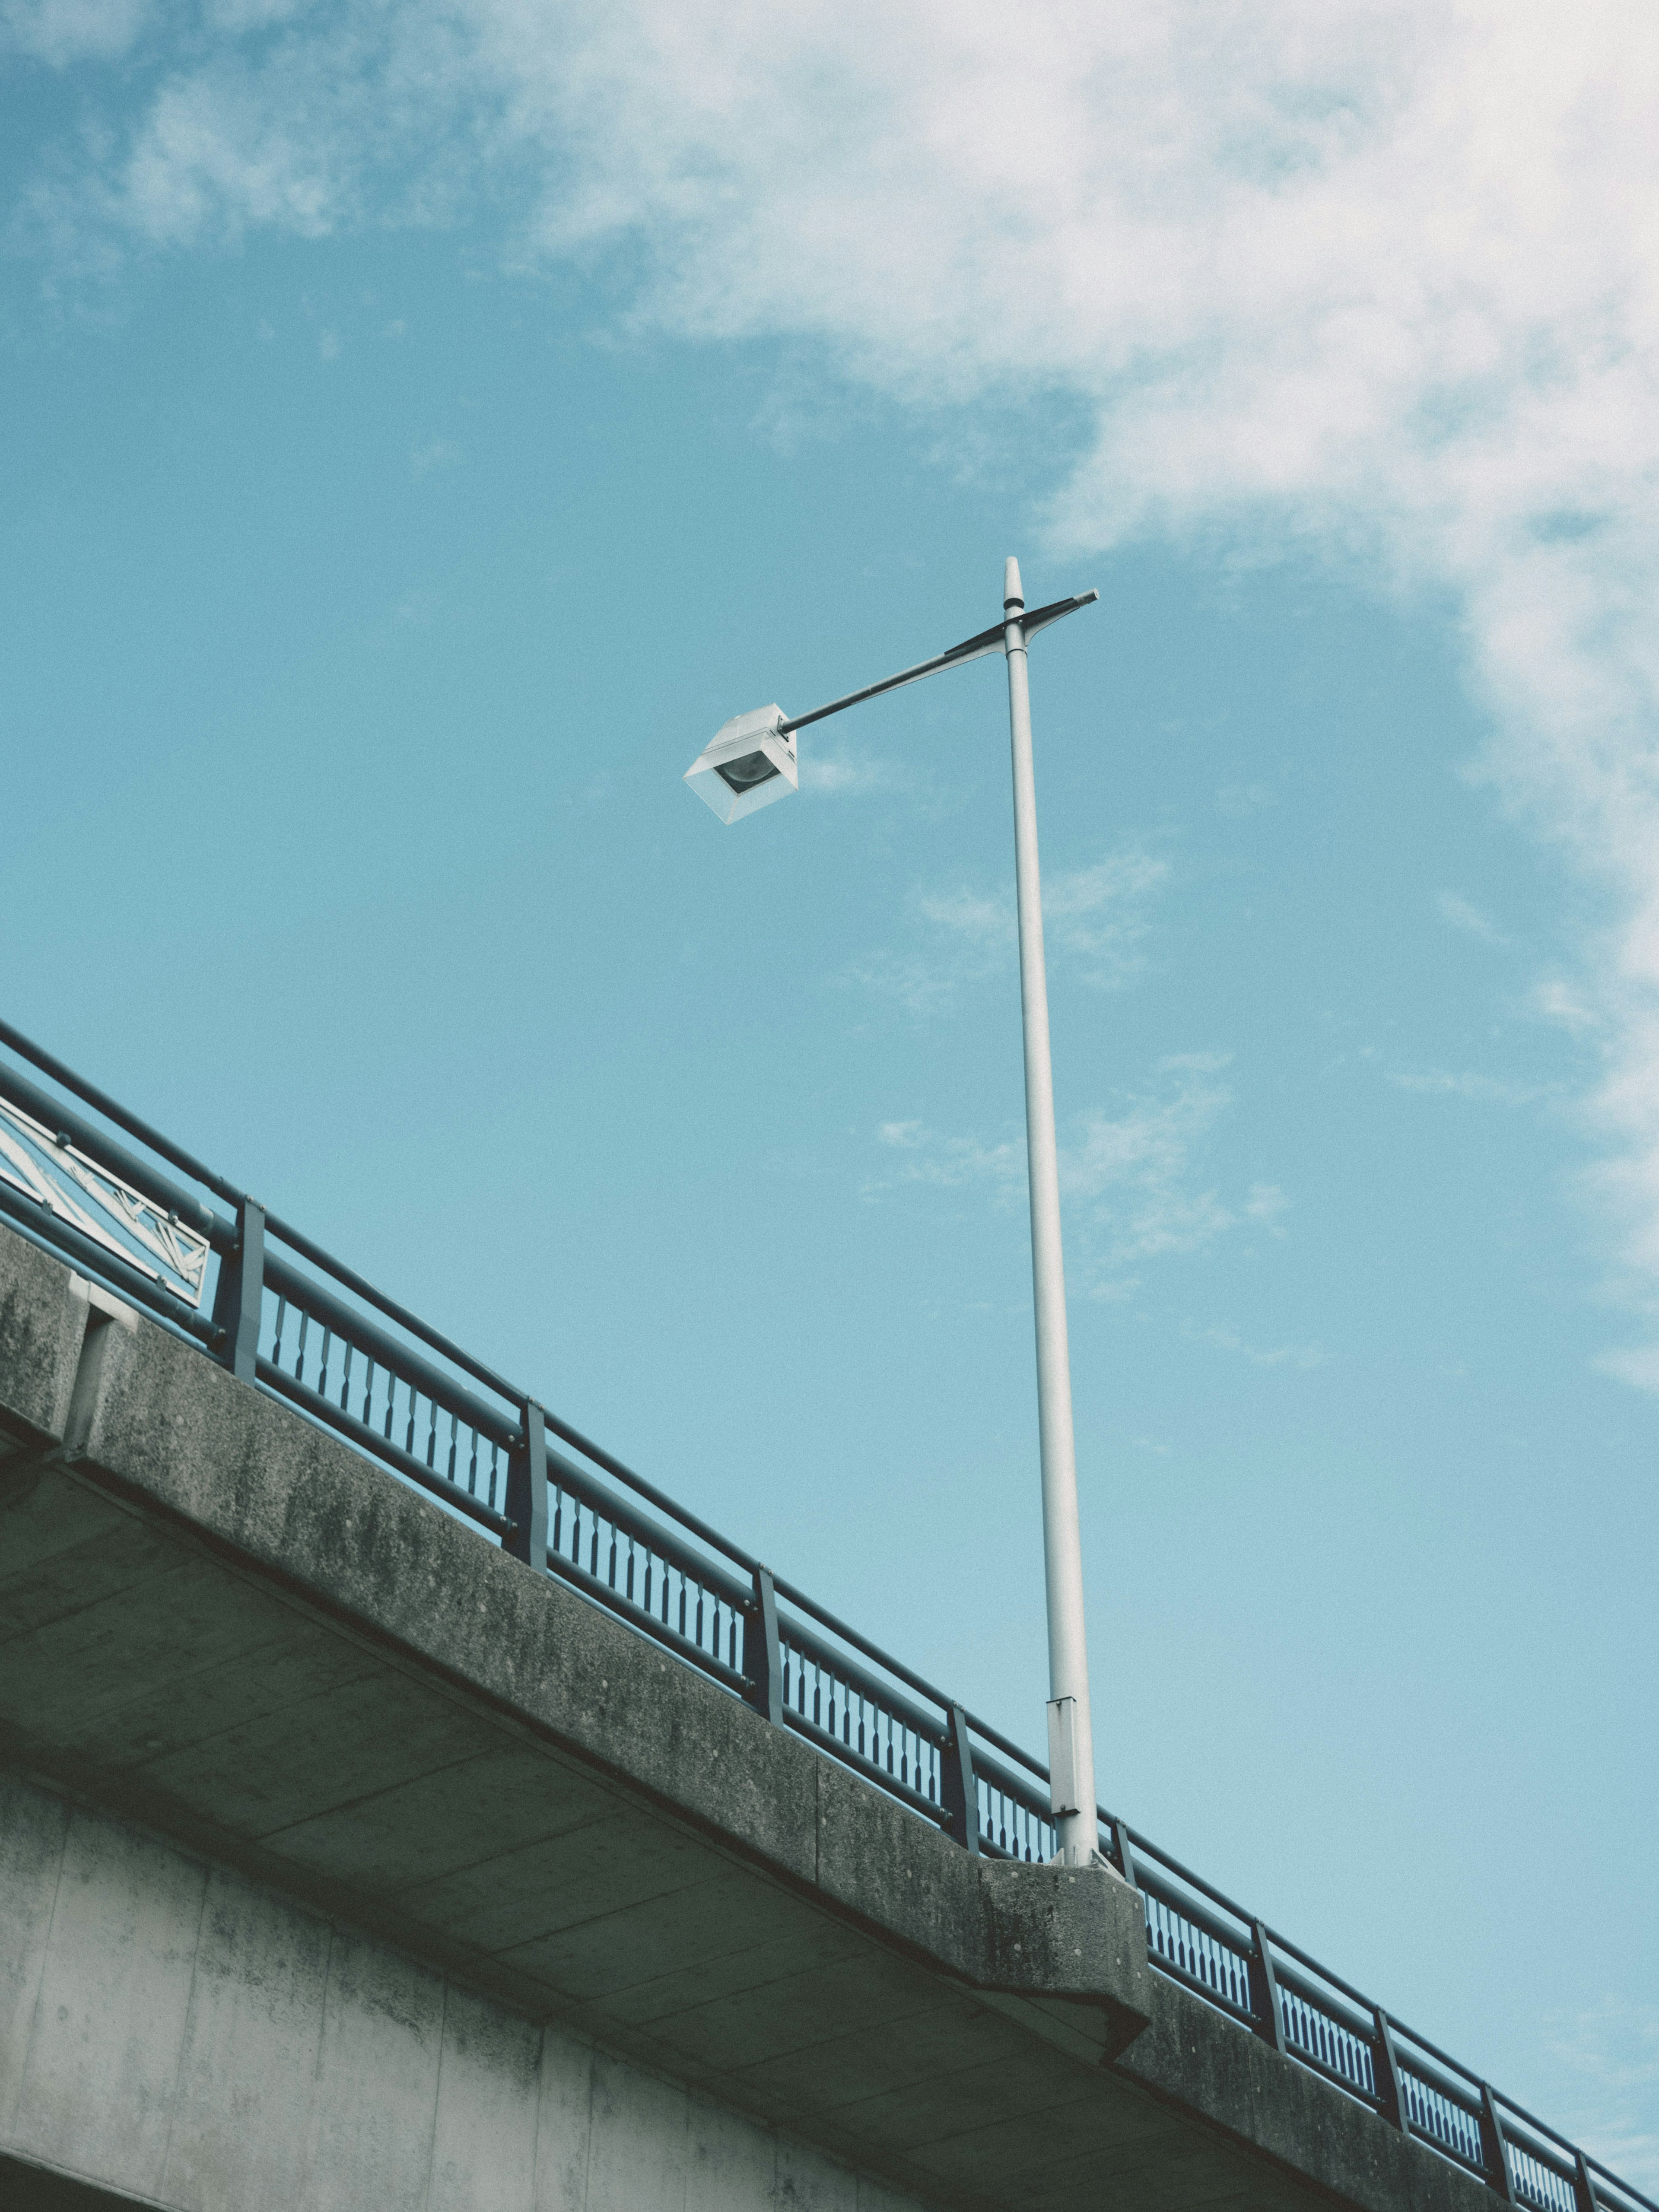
left=1049, top=1846, right=1135, bottom=1885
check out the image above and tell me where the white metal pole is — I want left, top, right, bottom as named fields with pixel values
left=1002, top=554, right=1099, bottom=1866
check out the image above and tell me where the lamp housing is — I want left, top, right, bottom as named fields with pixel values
left=684, top=706, right=798, bottom=824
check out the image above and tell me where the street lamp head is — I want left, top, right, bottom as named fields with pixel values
left=683, top=705, right=798, bottom=824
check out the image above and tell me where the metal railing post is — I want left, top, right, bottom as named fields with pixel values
left=1575, top=2151, right=1600, bottom=2212
left=1249, top=1920, right=1287, bottom=2051
left=212, top=1199, right=265, bottom=1382
left=1480, top=2084, right=1518, bottom=2205
left=1112, top=1820, right=1138, bottom=1887
left=1372, top=2008, right=1409, bottom=2131
left=505, top=1402, right=549, bottom=1567
left=748, top=1566, right=783, bottom=1724
left=940, top=1703, right=980, bottom=1853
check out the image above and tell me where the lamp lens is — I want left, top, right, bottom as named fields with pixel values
left=715, top=749, right=782, bottom=793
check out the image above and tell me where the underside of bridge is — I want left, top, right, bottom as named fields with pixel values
left=0, top=1217, right=1498, bottom=2212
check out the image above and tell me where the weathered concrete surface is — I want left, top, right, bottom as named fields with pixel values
left=0, top=1217, right=1506, bottom=2212
left=0, top=1767, right=926, bottom=2212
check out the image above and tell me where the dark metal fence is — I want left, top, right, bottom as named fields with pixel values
left=0, top=1014, right=1649, bottom=2212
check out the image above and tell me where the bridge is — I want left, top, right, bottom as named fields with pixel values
left=0, top=1015, right=1646, bottom=2212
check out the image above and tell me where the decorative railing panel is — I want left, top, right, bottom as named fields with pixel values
left=546, top=1466, right=751, bottom=1692
left=776, top=1629, right=946, bottom=1818
left=0, top=1010, right=1649, bottom=2212
left=1278, top=1977, right=1379, bottom=2101
left=976, top=1763, right=1055, bottom=1862
left=253, top=1261, right=518, bottom=1535
left=0, top=1089, right=210, bottom=1308
left=1142, top=1889, right=1255, bottom=2019
left=1401, top=2068, right=1485, bottom=2169
left=1508, top=2134, right=1581, bottom=2212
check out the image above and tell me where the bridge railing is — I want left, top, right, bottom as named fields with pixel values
left=0, top=1015, right=1650, bottom=2212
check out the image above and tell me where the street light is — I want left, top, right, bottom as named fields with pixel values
left=682, top=705, right=799, bottom=824
left=684, top=558, right=1106, bottom=1867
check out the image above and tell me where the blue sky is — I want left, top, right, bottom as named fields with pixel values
left=4, top=0, right=1657, bottom=2182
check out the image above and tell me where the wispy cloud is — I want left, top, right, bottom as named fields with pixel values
left=798, top=744, right=903, bottom=798
left=855, top=843, right=1166, bottom=1011
left=1042, top=849, right=1169, bottom=988
left=1544, top=2000, right=1659, bottom=2191
left=1216, top=782, right=1272, bottom=819
left=1063, top=1053, right=1284, bottom=1289
left=1186, top=1322, right=1326, bottom=1370
left=868, top=1118, right=1023, bottom=1197
left=410, top=437, right=463, bottom=478
left=871, top=1052, right=1287, bottom=1301
left=1387, top=1069, right=1549, bottom=1106
left=2, top=0, right=154, bottom=66
left=1437, top=891, right=1508, bottom=946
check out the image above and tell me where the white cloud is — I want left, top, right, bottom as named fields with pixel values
left=1437, top=890, right=1508, bottom=944
left=1593, top=1343, right=1659, bottom=1394
left=868, top=1117, right=1023, bottom=1197
left=856, top=842, right=1166, bottom=1010
left=1388, top=1068, right=1548, bottom=1105
left=798, top=744, right=903, bottom=798
left=873, top=1051, right=1285, bottom=1298
left=411, top=435, right=462, bottom=476
left=1189, top=1322, right=1326, bottom=1369
left=13, top=0, right=1659, bottom=1369
left=1064, top=1051, right=1258, bottom=1279
left=2, top=0, right=154, bottom=65
left=1216, top=782, right=1271, bottom=819
left=1042, top=848, right=1169, bottom=988
left=1545, top=1999, right=1659, bottom=2191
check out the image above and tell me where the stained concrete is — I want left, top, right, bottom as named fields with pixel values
left=0, top=1218, right=1506, bottom=2212
left=0, top=1770, right=925, bottom=2212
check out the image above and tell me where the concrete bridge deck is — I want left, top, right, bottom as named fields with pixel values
left=0, top=1219, right=1570, bottom=2212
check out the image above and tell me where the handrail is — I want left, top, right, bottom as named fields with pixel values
left=0, top=1015, right=1650, bottom=2212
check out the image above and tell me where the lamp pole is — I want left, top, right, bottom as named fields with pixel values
left=685, top=558, right=1103, bottom=1863
left=1001, top=556, right=1097, bottom=1865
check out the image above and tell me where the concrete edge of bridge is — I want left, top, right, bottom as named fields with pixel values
left=0, top=1220, right=1156, bottom=2046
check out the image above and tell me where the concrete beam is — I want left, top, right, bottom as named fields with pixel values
left=0, top=1765, right=930, bottom=2212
